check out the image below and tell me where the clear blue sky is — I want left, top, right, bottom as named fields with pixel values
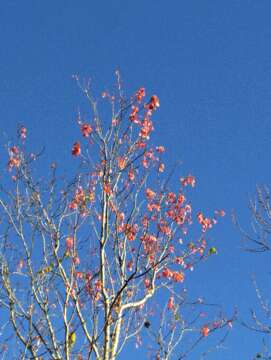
left=1, top=1, right=271, bottom=358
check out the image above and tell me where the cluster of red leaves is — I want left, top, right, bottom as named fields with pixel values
left=84, top=273, right=103, bottom=302
left=117, top=157, right=126, bottom=170
left=73, top=270, right=103, bottom=302
left=140, top=233, right=160, bottom=264
left=197, top=212, right=213, bottom=232
left=66, top=236, right=74, bottom=250
left=128, top=167, right=135, bottom=181
left=145, top=188, right=156, bottom=201
left=19, top=126, right=27, bottom=140
left=6, top=126, right=27, bottom=172
left=156, top=146, right=165, bottom=153
left=136, top=87, right=145, bottom=102
left=80, top=123, right=93, bottom=137
left=180, top=175, right=196, bottom=187
left=129, top=106, right=140, bottom=123
left=72, top=142, right=81, bottom=156
left=69, top=186, right=94, bottom=216
left=146, top=95, right=160, bottom=111
left=197, top=209, right=225, bottom=232
left=65, top=236, right=80, bottom=265
left=166, top=194, right=191, bottom=227
left=158, top=220, right=172, bottom=237
left=139, top=117, right=154, bottom=140
left=125, top=223, right=139, bottom=241
left=167, top=296, right=174, bottom=310
left=201, top=325, right=210, bottom=337
left=103, top=182, right=112, bottom=196
left=8, top=146, right=21, bottom=170
left=200, top=319, right=232, bottom=338
left=129, top=95, right=159, bottom=146
left=141, top=148, right=158, bottom=169
left=162, top=267, right=185, bottom=282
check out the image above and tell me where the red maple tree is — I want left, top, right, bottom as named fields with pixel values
left=0, top=74, right=231, bottom=359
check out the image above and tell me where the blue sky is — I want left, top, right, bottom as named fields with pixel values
left=1, top=1, right=271, bottom=358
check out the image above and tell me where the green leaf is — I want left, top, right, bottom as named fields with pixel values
left=208, top=247, right=218, bottom=255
